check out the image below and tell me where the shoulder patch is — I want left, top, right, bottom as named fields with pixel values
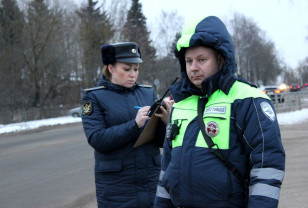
left=260, top=101, right=276, bottom=122
left=82, top=86, right=106, bottom=92
left=138, top=84, right=152, bottom=88
left=83, top=102, right=92, bottom=116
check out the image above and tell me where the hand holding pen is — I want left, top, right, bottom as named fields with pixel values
left=135, top=106, right=150, bottom=128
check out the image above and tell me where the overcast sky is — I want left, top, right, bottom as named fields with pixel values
left=74, top=0, right=308, bottom=69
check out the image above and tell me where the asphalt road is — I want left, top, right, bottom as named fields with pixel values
left=0, top=120, right=307, bottom=208
left=0, top=123, right=96, bottom=208
left=279, top=120, right=308, bottom=208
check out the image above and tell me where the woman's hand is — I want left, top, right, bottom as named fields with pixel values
left=135, top=106, right=150, bottom=128
left=154, top=99, right=174, bottom=125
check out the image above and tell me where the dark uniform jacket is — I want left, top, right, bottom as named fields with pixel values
left=82, top=75, right=164, bottom=208
left=154, top=16, right=285, bottom=208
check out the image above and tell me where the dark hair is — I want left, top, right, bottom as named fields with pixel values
left=102, top=65, right=112, bottom=81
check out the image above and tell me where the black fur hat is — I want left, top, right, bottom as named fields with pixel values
left=101, top=42, right=142, bottom=65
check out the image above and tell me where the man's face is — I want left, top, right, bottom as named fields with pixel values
left=185, top=46, right=223, bottom=89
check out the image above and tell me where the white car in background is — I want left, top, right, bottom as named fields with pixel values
left=69, top=107, right=82, bottom=117
left=259, top=85, right=285, bottom=103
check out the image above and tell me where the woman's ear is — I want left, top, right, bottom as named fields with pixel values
left=108, top=64, right=114, bottom=74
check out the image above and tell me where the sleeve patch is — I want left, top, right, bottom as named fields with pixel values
left=83, top=102, right=93, bottom=116
left=260, top=102, right=275, bottom=122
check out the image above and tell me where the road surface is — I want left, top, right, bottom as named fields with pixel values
left=0, top=123, right=95, bottom=208
left=1, top=120, right=307, bottom=208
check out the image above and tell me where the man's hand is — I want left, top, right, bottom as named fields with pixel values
left=154, top=99, right=174, bottom=125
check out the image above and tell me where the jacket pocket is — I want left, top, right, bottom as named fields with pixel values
left=95, top=160, right=122, bottom=173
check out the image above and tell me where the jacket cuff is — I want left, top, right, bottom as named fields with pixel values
left=129, top=119, right=142, bottom=137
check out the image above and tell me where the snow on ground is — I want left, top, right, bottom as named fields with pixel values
left=277, top=108, right=308, bottom=125
left=0, top=108, right=308, bottom=135
left=0, top=116, right=81, bottom=134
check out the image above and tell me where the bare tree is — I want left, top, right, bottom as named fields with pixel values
left=59, top=10, right=84, bottom=106
left=229, top=13, right=283, bottom=85
left=296, top=57, right=308, bottom=84
left=284, top=68, right=299, bottom=84
left=145, top=10, right=184, bottom=94
left=150, top=10, right=184, bottom=58
left=21, top=0, right=77, bottom=112
left=105, top=0, right=130, bottom=42
left=42, top=5, right=83, bottom=109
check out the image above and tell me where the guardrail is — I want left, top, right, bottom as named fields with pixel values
left=272, top=88, right=308, bottom=113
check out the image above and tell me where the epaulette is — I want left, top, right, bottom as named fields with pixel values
left=82, top=86, right=106, bottom=92
left=138, top=84, right=152, bottom=88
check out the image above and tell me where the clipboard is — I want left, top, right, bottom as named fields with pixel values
left=133, top=77, right=179, bottom=148
left=133, top=106, right=161, bottom=148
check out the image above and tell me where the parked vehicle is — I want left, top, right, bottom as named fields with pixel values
left=259, top=85, right=285, bottom=103
left=69, top=107, right=82, bottom=117
left=289, top=84, right=301, bottom=92
left=278, top=83, right=287, bottom=92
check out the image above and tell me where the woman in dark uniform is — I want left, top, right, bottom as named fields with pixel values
left=81, top=42, right=171, bottom=208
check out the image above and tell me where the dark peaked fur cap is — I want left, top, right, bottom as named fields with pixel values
left=101, top=42, right=142, bottom=65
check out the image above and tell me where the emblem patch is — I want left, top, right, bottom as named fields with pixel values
left=205, top=121, right=219, bottom=137
left=260, top=101, right=276, bottom=122
left=83, top=102, right=92, bottom=116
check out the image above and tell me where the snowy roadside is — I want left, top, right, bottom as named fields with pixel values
left=1, top=108, right=308, bottom=135
left=0, top=116, right=81, bottom=134
left=276, top=108, right=308, bottom=125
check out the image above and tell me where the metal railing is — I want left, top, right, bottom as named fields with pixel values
left=272, top=88, right=308, bottom=113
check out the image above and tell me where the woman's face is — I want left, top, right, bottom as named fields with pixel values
left=185, top=46, right=223, bottom=89
left=109, top=62, right=139, bottom=88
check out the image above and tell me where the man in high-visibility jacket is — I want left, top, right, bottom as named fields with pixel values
left=154, top=16, right=285, bottom=208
